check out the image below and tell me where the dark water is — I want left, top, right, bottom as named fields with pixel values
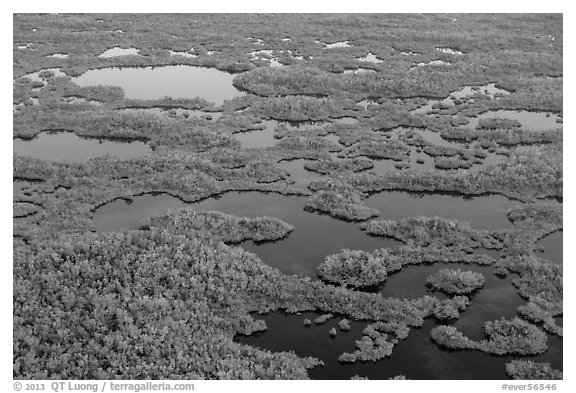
left=13, top=131, right=151, bottom=163
left=93, top=191, right=400, bottom=277
left=375, top=262, right=525, bottom=341
left=73, top=65, right=244, bottom=106
left=235, top=309, right=562, bottom=380
left=538, top=231, right=563, bottom=265
left=365, top=191, right=519, bottom=230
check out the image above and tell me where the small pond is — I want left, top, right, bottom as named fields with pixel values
left=13, top=131, right=151, bottom=163
left=73, top=65, right=244, bottom=106
left=357, top=53, right=383, bottom=63
left=98, top=47, right=140, bottom=57
left=325, top=41, right=351, bottom=49
left=343, top=68, right=376, bottom=75
left=466, top=110, right=562, bottom=131
left=169, top=50, right=197, bottom=58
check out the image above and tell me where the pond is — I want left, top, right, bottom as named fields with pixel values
left=537, top=230, right=563, bottom=265
left=343, top=68, right=376, bottom=74
left=13, top=131, right=151, bottom=163
left=169, top=50, right=197, bottom=58
left=436, top=47, right=464, bottom=55
left=93, top=191, right=401, bottom=278
left=365, top=191, right=519, bottom=230
left=235, top=309, right=561, bottom=380
left=98, top=46, right=140, bottom=57
left=325, top=41, right=351, bottom=49
left=357, top=99, right=378, bottom=110
left=72, top=65, right=244, bottom=106
left=357, top=53, right=383, bottom=63
left=466, top=110, right=562, bottom=131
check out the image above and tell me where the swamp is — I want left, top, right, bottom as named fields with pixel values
left=13, top=13, right=562, bottom=380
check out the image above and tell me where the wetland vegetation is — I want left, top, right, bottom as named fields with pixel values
left=13, top=13, right=562, bottom=380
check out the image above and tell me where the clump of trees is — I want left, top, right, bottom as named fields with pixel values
left=431, top=317, right=548, bottom=355
left=426, top=269, right=485, bottom=295
left=318, top=249, right=387, bottom=288
left=505, top=360, right=562, bottom=380
left=305, top=190, right=379, bottom=221
left=338, top=333, right=394, bottom=363
left=147, top=209, right=295, bottom=244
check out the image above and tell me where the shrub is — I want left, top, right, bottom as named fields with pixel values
left=426, top=269, right=485, bottom=295
left=505, top=360, right=562, bottom=380
left=318, top=250, right=387, bottom=288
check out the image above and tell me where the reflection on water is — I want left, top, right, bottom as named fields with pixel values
left=13, top=131, right=151, bottom=163
left=73, top=65, right=244, bottom=105
left=365, top=191, right=519, bottom=230
left=235, top=309, right=562, bottom=380
left=93, top=191, right=400, bottom=277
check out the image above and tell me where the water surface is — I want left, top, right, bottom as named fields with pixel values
left=93, top=191, right=400, bottom=277
left=13, top=131, right=151, bottom=163
left=234, top=121, right=279, bottom=148
left=277, top=159, right=320, bottom=189
left=365, top=191, right=519, bottom=230
left=538, top=231, right=563, bottom=265
left=357, top=53, right=383, bottom=63
left=236, top=310, right=561, bottom=380
left=73, top=65, right=244, bottom=105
